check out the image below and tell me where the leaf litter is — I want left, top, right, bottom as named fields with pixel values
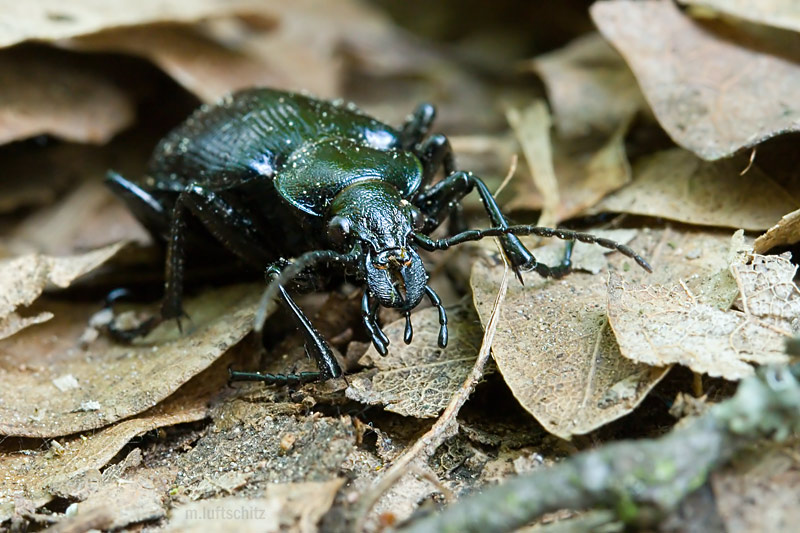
left=346, top=304, right=484, bottom=418
left=591, top=148, right=799, bottom=231
left=0, top=284, right=260, bottom=437
left=681, top=0, right=800, bottom=34
left=592, top=0, right=800, bottom=160
left=0, top=241, right=125, bottom=339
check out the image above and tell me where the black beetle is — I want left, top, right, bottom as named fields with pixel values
left=107, top=88, right=650, bottom=385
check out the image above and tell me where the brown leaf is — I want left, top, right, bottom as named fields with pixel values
left=607, top=274, right=789, bottom=380
left=0, top=356, right=224, bottom=522
left=592, top=0, right=800, bottom=160
left=507, top=101, right=560, bottom=227
left=165, top=479, right=344, bottom=533
left=754, top=208, right=800, bottom=253
left=507, top=117, right=633, bottom=219
left=68, top=24, right=281, bottom=103
left=470, top=236, right=668, bottom=440
left=681, top=0, right=800, bottom=34
left=591, top=148, right=799, bottom=231
left=345, top=305, right=483, bottom=418
left=0, top=0, right=269, bottom=48
left=0, top=242, right=125, bottom=339
left=0, top=48, right=133, bottom=145
left=0, top=284, right=259, bottom=437
left=529, top=32, right=648, bottom=138
left=712, top=442, right=800, bottom=533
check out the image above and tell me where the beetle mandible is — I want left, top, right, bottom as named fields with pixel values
left=106, top=88, right=651, bottom=385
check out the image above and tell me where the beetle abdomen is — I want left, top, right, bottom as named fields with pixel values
left=148, top=88, right=401, bottom=191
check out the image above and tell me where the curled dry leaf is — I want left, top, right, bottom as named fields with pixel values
left=681, top=0, right=800, bottom=34
left=345, top=305, right=483, bottom=418
left=0, top=284, right=260, bottom=437
left=507, top=116, right=633, bottom=219
left=470, top=235, right=667, bottom=440
left=754, top=207, right=800, bottom=253
left=712, top=442, right=800, bottom=533
left=166, top=479, right=344, bottom=533
left=607, top=274, right=790, bottom=381
left=592, top=0, right=800, bottom=160
left=591, top=148, right=799, bottom=231
left=69, top=25, right=281, bottom=103
left=528, top=32, right=648, bottom=138
left=0, top=0, right=269, bottom=48
left=0, top=48, right=134, bottom=145
left=0, top=241, right=125, bottom=339
left=0, top=355, right=225, bottom=522
left=506, top=101, right=560, bottom=227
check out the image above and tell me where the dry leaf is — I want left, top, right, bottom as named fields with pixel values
left=166, top=479, right=344, bottom=533
left=0, top=241, right=125, bottom=339
left=69, top=24, right=281, bottom=103
left=507, top=117, right=633, bottom=219
left=681, top=0, right=800, bottom=34
left=732, top=252, right=800, bottom=329
left=529, top=32, right=647, bottom=138
left=712, top=443, right=800, bottom=533
left=607, top=274, right=790, bottom=380
left=470, top=236, right=667, bottom=440
left=0, top=48, right=133, bottom=145
left=0, top=0, right=269, bottom=48
left=592, top=0, right=800, bottom=160
left=592, top=148, right=799, bottom=231
left=345, top=305, right=483, bottom=418
left=754, top=208, right=800, bottom=253
left=0, top=284, right=260, bottom=437
left=0, top=358, right=222, bottom=522
left=507, top=101, right=560, bottom=227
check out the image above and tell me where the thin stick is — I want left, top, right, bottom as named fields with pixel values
left=353, top=245, right=511, bottom=532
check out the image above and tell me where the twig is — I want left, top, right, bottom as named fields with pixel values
left=353, top=245, right=511, bottom=532
left=399, top=363, right=800, bottom=533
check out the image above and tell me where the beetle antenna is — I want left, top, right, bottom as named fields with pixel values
left=414, top=226, right=651, bottom=273
left=255, top=249, right=359, bottom=332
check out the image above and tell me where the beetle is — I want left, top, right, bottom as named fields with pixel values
left=106, top=88, right=651, bottom=385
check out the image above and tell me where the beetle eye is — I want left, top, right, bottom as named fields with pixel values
left=409, top=207, right=426, bottom=231
left=327, top=215, right=352, bottom=246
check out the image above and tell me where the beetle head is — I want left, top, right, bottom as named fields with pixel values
left=327, top=181, right=428, bottom=310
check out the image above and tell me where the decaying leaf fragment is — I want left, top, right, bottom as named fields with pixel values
left=470, top=236, right=667, bottom=440
left=754, top=207, right=800, bottom=253
left=681, top=0, right=800, bottom=34
left=0, top=284, right=260, bottom=437
left=592, top=149, right=798, bottom=231
left=0, top=241, right=125, bottom=339
left=0, top=356, right=224, bottom=523
left=0, top=48, right=134, bottom=145
left=712, top=442, right=800, bottom=533
left=0, top=0, right=270, bottom=49
left=607, top=274, right=790, bottom=380
left=529, top=32, right=647, bottom=138
left=346, top=305, right=483, bottom=418
left=592, top=0, right=800, bottom=160
left=732, top=252, right=800, bottom=329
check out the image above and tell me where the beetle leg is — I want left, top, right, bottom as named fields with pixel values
left=414, top=226, right=652, bottom=276
left=399, top=102, right=437, bottom=150
left=413, top=170, right=535, bottom=282
left=229, top=368, right=324, bottom=387
left=105, top=171, right=171, bottom=239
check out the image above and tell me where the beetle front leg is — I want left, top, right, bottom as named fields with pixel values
left=231, top=260, right=343, bottom=385
left=414, top=171, right=535, bottom=280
